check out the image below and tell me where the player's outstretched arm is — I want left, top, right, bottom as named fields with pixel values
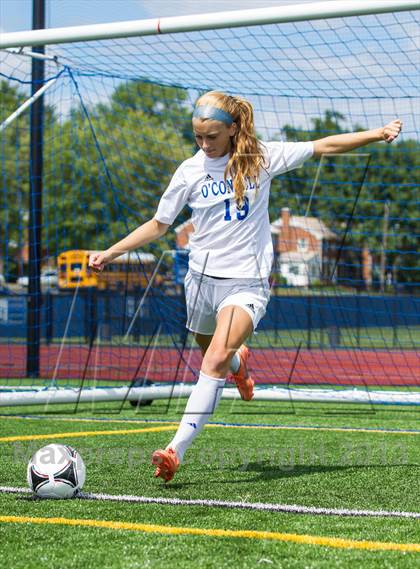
left=312, top=119, right=402, bottom=158
left=89, top=218, right=169, bottom=272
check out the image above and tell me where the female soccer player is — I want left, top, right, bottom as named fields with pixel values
left=89, top=91, right=401, bottom=482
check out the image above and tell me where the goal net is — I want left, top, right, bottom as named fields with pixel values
left=0, top=1, right=419, bottom=408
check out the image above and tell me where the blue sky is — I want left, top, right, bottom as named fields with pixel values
left=1, top=0, right=417, bottom=139
left=1, top=0, right=328, bottom=32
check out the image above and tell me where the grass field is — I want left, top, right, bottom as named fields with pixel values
left=1, top=398, right=419, bottom=568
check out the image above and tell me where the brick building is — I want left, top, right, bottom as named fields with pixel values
left=271, top=207, right=336, bottom=286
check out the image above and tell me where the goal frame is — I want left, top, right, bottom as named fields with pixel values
left=0, top=0, right=418, bottom=408
left=0, top=0, right=418, bottom=49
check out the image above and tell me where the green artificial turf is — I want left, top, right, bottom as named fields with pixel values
left=1, top=400, right=419, bottom=568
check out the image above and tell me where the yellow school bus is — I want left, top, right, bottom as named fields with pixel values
left=57, top=250, right=160, bottom=290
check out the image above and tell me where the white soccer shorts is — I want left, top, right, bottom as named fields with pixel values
left=184, top=270, right=270, bottom=335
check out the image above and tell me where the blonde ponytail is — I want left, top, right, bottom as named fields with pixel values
left=194, top=92, right=265, bottom=206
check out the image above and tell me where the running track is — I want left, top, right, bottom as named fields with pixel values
left=0, top=345, right=419, bottom=386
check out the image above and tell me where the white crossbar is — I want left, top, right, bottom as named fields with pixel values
left=0, top=1, right=418, bottom=49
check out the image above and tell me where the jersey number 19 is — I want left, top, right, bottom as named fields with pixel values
left=223, top=197, right=249, bottom=221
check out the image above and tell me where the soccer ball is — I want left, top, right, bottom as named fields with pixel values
left=27, top=444, right=86, bottom=499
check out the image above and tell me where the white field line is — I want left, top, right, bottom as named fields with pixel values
left=1, top=486, right=419, bottom=519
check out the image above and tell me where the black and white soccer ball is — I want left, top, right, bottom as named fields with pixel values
left=27, top=444, right=86, bottom=499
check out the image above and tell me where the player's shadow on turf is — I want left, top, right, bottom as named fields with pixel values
left=152, top=462, right=419, bottom=490
left=232, top=461, right=417, bottom=482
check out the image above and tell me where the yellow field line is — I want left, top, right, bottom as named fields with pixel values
left=0, top=425, right=177, bottom=443
left=0, top=515, right=419, bottom=552
left=1, top=415, right=419, bottom=436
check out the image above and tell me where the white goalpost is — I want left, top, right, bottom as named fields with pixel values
left=1, top=384, right=420, bottom=407
left=0, top=0, right=419, bottom=408
left=0, top=1, right=418, bottom=48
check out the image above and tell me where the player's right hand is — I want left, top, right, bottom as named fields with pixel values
left=382, top=119, right=402, bottom=143
left=88, top=251, right=111, bottom=272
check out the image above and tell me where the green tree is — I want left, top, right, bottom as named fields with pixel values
left=1, top=79, right=59, bottom=279
left=43, top=80, right=194, bottom=259
left=2, top=78, right=418, bottom=289
left=269, top=111, right=419, bottom=287
left=0, top=80, right=30, bottom=279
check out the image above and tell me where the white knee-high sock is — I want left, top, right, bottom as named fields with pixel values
left=168, top=371, right=225, bottom=462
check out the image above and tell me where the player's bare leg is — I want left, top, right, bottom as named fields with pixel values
left=200, top=305, right=252, bottom=376
left=153, top=306, right=253, bottom=481
left=201, top=306, right=254, bottom=400
left=194, top=332, right=213, bottom=356
left=194, top=326, right=249, bottom=390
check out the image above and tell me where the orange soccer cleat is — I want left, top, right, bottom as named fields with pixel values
left=152, top=447, right=180, bottom=482
left=231, top=345, right=254, bottom=401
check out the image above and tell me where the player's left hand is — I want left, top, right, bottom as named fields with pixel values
left=382, top=119, right=402, bottom=143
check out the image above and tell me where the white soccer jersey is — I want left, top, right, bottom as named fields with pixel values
left=154, top=141, right=314, bottom=278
